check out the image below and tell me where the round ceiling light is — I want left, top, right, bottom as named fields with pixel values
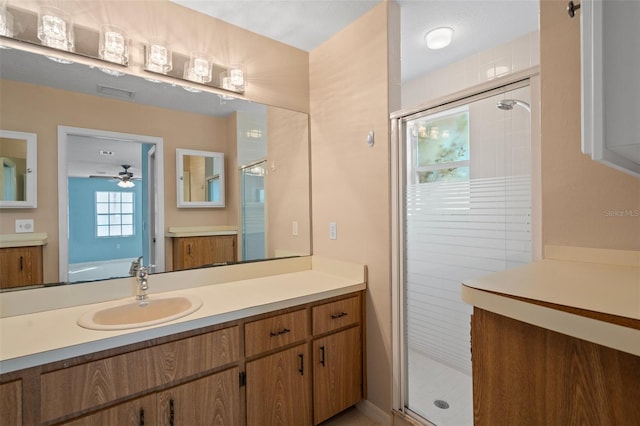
left=425, top=27, right=454, bottom=50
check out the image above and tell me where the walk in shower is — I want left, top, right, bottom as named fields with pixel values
left=393, top=83, right=534, bottom=425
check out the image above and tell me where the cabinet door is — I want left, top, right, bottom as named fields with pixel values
left=60, top=394, right=157, bottom=426
left=313, top=326, right=362, bottom=425
left=0, top=246, right=43, bottom=289
left=0, top=380, right=21, bottom=426
left=173, top=235, right=237, bottom=270
left=246, top=344, right=311, bottom=426
left=158, top=367, right=239, bottom=426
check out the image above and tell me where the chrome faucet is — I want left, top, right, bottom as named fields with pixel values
left=135, top=265, right=150, bottom=302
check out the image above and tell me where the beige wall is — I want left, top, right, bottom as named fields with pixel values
left=0, top=79, right=234, bottom=281
left=540, top=0, right=640, bottom=250
left=310, top=1, right=400, bottom=414
left=266, top=106, right=311, bottom=258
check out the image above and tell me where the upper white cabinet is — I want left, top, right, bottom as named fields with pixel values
left=0, top=130, right=37, bottom=208
left=580, top=0, right=640, bottom=178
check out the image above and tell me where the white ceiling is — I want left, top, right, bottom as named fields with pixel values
left=171, top=0, right=539, bottom=82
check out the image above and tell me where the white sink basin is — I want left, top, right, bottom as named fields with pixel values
left=77, top=294, right=203, bottom=331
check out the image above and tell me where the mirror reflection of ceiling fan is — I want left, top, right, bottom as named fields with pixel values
left=116, top=165, right=136, bottom=188
left=89, top=164, right=139, bottom=188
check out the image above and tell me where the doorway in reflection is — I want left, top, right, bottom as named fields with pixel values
left=59, top=126, right=165, bottom=283
left=241, top=161, right=266, bottom=261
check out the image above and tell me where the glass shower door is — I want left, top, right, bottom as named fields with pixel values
left=402, top=85, right=533, bottom=425
left=241, top=161, right=266, bottom=261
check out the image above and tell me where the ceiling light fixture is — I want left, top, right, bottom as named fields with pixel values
left=117, top=165, right=135, bottom=188
left=184, top=52, right=213, bottom=84
left=37, top=5, right=74, bottom=52
left=0, top=3, right=13, bottom=37
left=425, top=26, right=454, bottom=50
left=144, top=41, right=172, bottom=74
left=99, top=25, right=128, bottom=66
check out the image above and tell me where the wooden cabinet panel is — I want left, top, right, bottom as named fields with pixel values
left=172, top=235, right=237, bottom=271
left=246, top=343, right=311, bottom=426
left=60, top=394, right=157, bottom=426
left=313, top=326, right=362, bottom=424
left=158, top=367, right=239, bottom=426
left=245, top=309, right=308, bottom=357
left=312, top=295, right=360, bottom=336
left=41, top=326, right=239, bottom=422
left=0, top=380, right=22, bottom=426
left=0, top=246, right=43, bottom=289
left=472, top=308, right=640, bottom=425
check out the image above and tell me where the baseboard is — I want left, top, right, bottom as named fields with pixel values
left=356, top=400, right=391, bottom=426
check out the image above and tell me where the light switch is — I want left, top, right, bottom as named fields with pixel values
left=292, top=221, right=298, bottom=236
left=329, top=222, right=337, bottom=240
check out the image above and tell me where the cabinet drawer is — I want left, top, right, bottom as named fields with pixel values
left=41, top=326, right=239, bottom=422
left=245, top=309, right=308, bottom=357
left=312, top=295, right=360, bottom=336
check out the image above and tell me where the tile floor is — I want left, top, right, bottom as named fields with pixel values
left=319, top=406, right=381, bottom=426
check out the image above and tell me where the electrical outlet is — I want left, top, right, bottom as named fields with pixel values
left=15, top=219, right=34, bottom=233
left=329, top=222, right=337, bottom=240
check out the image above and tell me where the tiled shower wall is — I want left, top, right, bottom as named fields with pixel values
left=402, top=31, right=539, bottom=109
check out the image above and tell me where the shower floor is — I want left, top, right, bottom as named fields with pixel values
left=407, top=348, right=473, bottom=426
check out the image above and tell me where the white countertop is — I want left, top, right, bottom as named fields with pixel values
left=166, top=225, right=238, bottom=237
left=462, top=246, right=640, bottom=356
left=0, top=256, right=366, bottom=374
left=0, top=233, right=48, bottom=248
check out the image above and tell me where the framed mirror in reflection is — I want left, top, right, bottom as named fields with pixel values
left=0, top=45, right=311, bottom=291
left=0, top=130, right=37, bottom=208
left=177, top=149, right=225, bottom=208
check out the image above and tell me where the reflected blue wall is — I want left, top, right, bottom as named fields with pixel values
left=68, top=177, right=143, bottom=263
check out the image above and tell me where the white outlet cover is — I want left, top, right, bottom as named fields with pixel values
left=16, top=219, right=34, bottom=233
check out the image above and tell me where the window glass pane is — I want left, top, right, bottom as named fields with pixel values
left=121, top=214, right=133, bottom=225
left=416, top=110, right=469, bottom=167
left=96, top=192, right=109, bottom=202
left=109, top=215, right=121, bottom=225
left=109, top=225, right=120, bottom=235
left=121, top=203, right=133, bottom=214
left=121, top=192, right=133, bottom=202
left=97, top=226, right=109, bottom=237
left=97, top=215, right=109, bottom=225
left=110, top=203, right=121, bottom=214
left=417, top=166, right=470, bottom=183
left=109, top=192, right=121, bottom=202
left=121, top=225, right=133, bottom=236
left=96, top=203, right=109, bottom=214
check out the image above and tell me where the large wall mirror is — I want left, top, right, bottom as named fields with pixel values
left=0, top=130, right=37, bottom=208
left=0, top=44, right=311, bottom=290
left=176, top=149, right=225, bottom=208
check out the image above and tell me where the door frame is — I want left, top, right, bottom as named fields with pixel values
left=57, top=125, right=165, bottom=282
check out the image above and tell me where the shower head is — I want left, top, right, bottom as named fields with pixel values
left=496, top=99, right=531, bottom=112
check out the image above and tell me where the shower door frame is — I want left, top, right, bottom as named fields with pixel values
left=390, top=68, right=542, bottom=424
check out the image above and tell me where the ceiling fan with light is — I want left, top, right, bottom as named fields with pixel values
left=116, top=164, right=136, bottom=188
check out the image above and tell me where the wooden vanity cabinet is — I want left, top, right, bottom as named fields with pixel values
left=0, top=380, right=22, bottom=426
left=311, top=296, right=363, bottom=425
left=1, top=291, right=365, bottom=425
left=172, top=235, right=237, bottom=270
left=246, top=344, right=312, bottom=426
left=471, top=307, right=640, bottom=425
left=245, top=309, right=312, bottom=425
left=0, top=246, right=43, bottom=289
left=59, top=394, right=157, bottom=426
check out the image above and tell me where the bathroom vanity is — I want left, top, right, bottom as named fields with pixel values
left=0, top=233, right=47, bottom=289
left=462, top=247, right=640, bottom=425
left=0, top=256, right=366, bottom=425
